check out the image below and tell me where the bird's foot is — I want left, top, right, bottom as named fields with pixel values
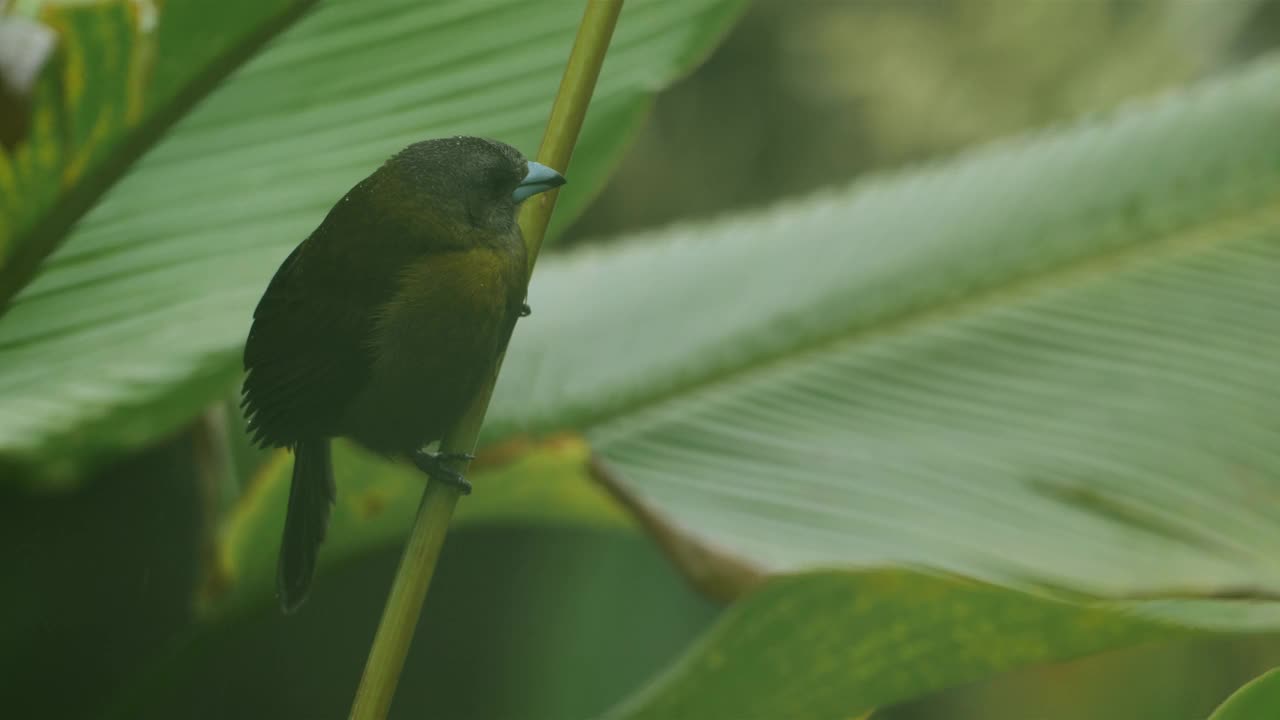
left=412, top=450, right=475, bottom=495
left=520, top=302, right=532, bottom=317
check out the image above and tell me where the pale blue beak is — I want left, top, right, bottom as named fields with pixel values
left=513, top=161, right=566, bottom=203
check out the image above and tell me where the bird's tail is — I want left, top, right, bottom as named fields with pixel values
left=277, top=437, right=335, bottom=613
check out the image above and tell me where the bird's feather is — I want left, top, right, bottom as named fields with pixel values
left=242, top=186, right=413, bottom=448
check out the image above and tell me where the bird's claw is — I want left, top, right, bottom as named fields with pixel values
left=412, top=450, right=474, bottom=495
left=519, top=303, right=532, bottom=317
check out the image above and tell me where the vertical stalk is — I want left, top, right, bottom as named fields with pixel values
left=347, top=3, right=623, bottom=718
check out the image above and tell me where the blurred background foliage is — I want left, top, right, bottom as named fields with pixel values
left=571, top=0, right=1277, bottom=240
left=3, top=0, right=1280, bottom=719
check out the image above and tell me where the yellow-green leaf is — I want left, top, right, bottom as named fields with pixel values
left=0, top=0, right=317, bottom=303
left=198, top=435, right=628, bottom=617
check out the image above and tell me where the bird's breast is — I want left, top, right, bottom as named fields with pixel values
left=340, top=245, right=525, bottom=454
left=376, top=247, right=523, bottom=359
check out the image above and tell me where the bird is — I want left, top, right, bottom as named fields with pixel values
left=240, top=136, right=565, bottom=612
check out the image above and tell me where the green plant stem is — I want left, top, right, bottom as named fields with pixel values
left=347, top=3, right=622, bottom=719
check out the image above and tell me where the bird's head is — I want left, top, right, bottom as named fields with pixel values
left=372, top=136, right=566, bottom=248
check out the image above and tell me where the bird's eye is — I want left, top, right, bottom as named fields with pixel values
left=482, top=164, right=514, bottom=193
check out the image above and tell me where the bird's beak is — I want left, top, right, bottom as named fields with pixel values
left=513, top=161, right=566, bottom=202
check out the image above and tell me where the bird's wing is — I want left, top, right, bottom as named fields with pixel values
left=241, top=222, right=398, bottom=449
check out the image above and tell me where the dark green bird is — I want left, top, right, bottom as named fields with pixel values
left=241, top=136, right=565, bottom=612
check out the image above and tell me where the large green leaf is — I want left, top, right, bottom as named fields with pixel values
left=495, top=52, right=1280, bottom=597
left=0, top=0, right=747, bottom=485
